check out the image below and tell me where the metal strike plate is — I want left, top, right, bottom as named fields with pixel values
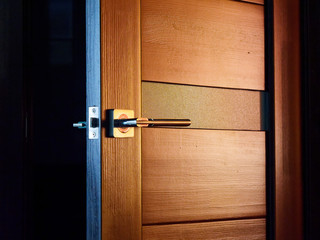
left=106, top=109, right=135, bottom=138
left=89, top=106, right=99, bottom=139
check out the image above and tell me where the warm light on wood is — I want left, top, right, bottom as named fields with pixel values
left=142, top=0, right=265, bottom=90
left=142, top=128, right=266, bottom=224
left=101, top=0, right=141, bottom=239
left=101, top=0, right=267, bottom=238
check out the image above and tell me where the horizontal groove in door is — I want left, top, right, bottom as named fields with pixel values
left=142, top=0, right=265, bottom=90
left=237, top=0, right=264, bottom=5
left=142, top=82, right=267, bottom=131
left=143, top=218, right=266, bottom=240
left=142, top=128, right=266, bottom=224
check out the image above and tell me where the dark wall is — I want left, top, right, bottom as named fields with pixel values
left=25, top=0, right=86, bottom=239
left=0, top=0, right=86, bottom=239
left=0, top=1, right=24, bottom=239
left=301, top=1, right=320, bottom=239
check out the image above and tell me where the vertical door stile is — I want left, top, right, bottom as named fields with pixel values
left=101, top=0, right=142, bottom=239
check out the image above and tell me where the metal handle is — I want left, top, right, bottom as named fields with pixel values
left=107, top=109, right=191, bottom=138
left=114, top=118, right=191, bottom=128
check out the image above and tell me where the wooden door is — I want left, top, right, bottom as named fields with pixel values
left=101, top=0, right=266, bottom=239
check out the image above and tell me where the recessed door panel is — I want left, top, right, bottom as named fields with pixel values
left=142, top=81, right=267, bottom=130
left=142, top=0, right=265, bottom=90
left=142, top=128, right=266, bottom=224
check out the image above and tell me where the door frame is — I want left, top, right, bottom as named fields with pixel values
left=273, top=0, right=303, bottom=239
left=86, top=0, right=101, bottom=239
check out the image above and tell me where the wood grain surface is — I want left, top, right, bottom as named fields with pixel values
left=143, top=218, right=266, bottom=240
left=142, top=81, right=266, bottom=130
left=142, top=128, right=266, bottom=224
left=101, top=0, right=141, bottom=239
left=274, top=0, right=303, bottom=239
left=142, top=0, right=265, bottom=90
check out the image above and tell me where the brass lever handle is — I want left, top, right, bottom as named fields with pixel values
left=114, top=118, right=191, bottom=128
left=107, top=109, right=191, bottom=138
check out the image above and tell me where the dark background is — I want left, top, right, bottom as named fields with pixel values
left=301, top=1, right=320, bottom=239
left=1, top=0, right=86, bottom=239
left=1, top=0, right=320, bottom=239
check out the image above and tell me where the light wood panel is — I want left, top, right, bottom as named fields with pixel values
left=142, top=128, right=266, bottom=224
left=142, top=0, right=265, bottom=90
left=143, top=218, right=266, bottom=240
left=101, top=0, right=141, bottom=239
left=142, top=81, right=266, bottom=130
left=274, top=0, right=303, bottom=239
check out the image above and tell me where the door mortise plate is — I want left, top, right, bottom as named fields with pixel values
left=89, top=106, right=99, bottom=139
left=106, top=109, right=191, bottom=138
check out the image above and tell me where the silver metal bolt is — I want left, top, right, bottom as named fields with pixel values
left=92, top=132, right=96, bottom=137
left=92, top=108, right=96, bottom=113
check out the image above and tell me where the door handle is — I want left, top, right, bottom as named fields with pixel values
left=115, top=118, right=191, bottom=128
left=107, top=109, right=191, bottom=138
